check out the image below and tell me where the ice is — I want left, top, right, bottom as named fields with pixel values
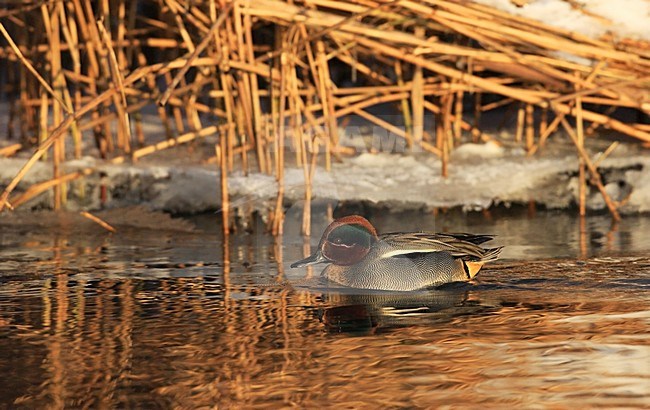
left=452, top=141, right=507, bottom=160
left=626, top=167, right=650, bottom=213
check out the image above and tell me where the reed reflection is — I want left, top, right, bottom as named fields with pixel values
left=0, top=213, right=649, bottom=408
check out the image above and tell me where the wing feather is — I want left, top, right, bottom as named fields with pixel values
left=378, top=232, right=496, bottom=260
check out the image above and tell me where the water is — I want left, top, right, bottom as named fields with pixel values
left=1, top=207, right=649, bottom=408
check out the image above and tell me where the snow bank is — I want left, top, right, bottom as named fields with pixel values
left=3, top=143, right=650, bottom=214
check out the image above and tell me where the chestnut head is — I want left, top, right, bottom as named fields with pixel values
left=290, top=216, right=378, bottom=268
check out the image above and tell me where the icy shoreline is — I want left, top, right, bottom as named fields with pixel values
left=2, top=142, right=650, bottom=215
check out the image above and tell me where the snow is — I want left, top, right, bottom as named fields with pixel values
left=451, top=141, right=509, bottom=160
left=626, top=166, right=650, bottom=212
left=4, top=141, right=650, bottom=214
left=475, top=0, right=650, bottom=41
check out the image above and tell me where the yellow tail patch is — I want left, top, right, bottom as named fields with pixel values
left=465, top=261, right=484, bottom=279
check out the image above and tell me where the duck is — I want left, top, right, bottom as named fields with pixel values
left=290, top=215, right=503, bottom=291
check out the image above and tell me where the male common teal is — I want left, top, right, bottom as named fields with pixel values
left=291, top=215, right=503, bottom=291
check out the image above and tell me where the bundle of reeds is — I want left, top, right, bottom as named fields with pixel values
left=1, top=0, right=649, bottom=228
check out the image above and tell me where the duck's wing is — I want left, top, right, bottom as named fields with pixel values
left=378, top=232, right=500, bottom=261
left=432, top=232, right=495, bottom=245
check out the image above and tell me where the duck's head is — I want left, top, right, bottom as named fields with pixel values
left=290, top=215, right=378, bottom=268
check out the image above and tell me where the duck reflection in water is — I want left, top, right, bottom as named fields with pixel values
left=315, top=286, right=487, bottom=334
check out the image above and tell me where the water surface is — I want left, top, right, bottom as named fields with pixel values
left=1, top=208, right=648, bottom=408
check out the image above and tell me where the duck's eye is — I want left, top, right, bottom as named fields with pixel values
left=333, top=237, right=344, bottom=245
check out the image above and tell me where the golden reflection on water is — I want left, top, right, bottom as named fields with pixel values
left=1, top=213, right=649, bottom=408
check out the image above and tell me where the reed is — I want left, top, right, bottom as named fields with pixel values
left=1, top=0, right=649, bottom=225
left=80, top=211, right=117, bottom=233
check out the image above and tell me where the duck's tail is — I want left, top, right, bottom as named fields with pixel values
left=463, top=246, right=504, bottom=279
left=480, top=246, right=504, bottom=263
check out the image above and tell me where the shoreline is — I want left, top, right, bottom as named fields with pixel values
left=2, top=140, right=649, bottom=216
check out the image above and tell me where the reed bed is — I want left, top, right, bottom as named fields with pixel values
left=1, top=0, right=649, bottom=230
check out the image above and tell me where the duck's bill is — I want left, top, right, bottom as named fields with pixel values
left=290, top=252, right=328, bottom=268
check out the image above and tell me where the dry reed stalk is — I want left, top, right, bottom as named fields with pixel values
left=318, top=92, right=411, bottom=125
left=287, top=51, right=303, bottom=164
left=10, top=168, right=94, bottom=209
left=272, top=52, right=289, bottom=236
left=45, top=2, right=66, bottom=209
left=481, top=97, right=514, bottom=112
left=525, top=103, right=534, bottom=152
left=435, top=95, right=449, bottom=177
left=101, top=102, right=116, bottom=154
left=306, top=139, right=321, bottom=236
left=351, top=108, right=417, bottom=153
left=472, top=91, right=482, bottom=142
left=550, top=75, right=650, bottom=106
left=82, top=0, right=115, bottom=155
left=243, top=2, right=266, bottom=174
left=350, top=34, right=650, bottom=142
left=443, top=89, right=454, bottom=155
left=166, top=72, right=186, bottom=136
left=6, top=93, right=17, bottom=141
left=289, top=61, right=313, bottom=235
left=80, top=211, right=117, bottom=233
left=219, top=73, right=236, bottom=172
left=435, top=113, right=447, bottom=177
left=158, top=3, right=233, bottom=106
left=270, top=57, right=280, bottom=180
left=133, top=111, right=145, bottom=148
left=575, top=77, right=587, bottom=216
left=256, top=0, right=402, bottom=65
left=78, top=100, right=149, bottom=132
left=394, top=61, right=413, bottom=147
left=514, top=104, right=525, bottom=143
left=300, top=99, right=328, bottom=150
left=217, top=140, right=230, bottom=236
left=586, top=105, right=618, bottom=136
left=538, top=107, right=567, bottom=148
left=558, top=115, right=621, bottom=221
left=330, top=83, right=437, bottom=96
left=13, top=123, right=224, bottom=208
left=3, top=0, right=650, bottom=222
left=335, top=50, right=392, bottom=85
left=263, top=115, right=273, bottom=174
left=423, top=99, right=490, bottom=145
left=453, top=88, right=464, bottom=141
left=315, top=41, right=339, bottom=153
left=58, top=3, right=83, bottom=158
left=412, top=28, right=425, bottom=146
left=0, top=21, right=72, bottom=113
left=234, top=81, right=251, bottom=175
left=593, top=141, right=620, bottom=167
left=0, top=62, right=166, bottom=212
left=39, top=92, right=49, bottom=159
left=98, top=19, right=132, bottom=155
left=186, top=93, right=203, bottom=131
left=0, top=144, right=22, bottom=157
left=539, top=106, right=548, bottom=139
left=117, top=0, right=128, bottom=68
left=129, top=125, right=219, bottom=161
left=52, top=138, right=63, bottom=209
left=329, top=91, right=373, bottom=109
